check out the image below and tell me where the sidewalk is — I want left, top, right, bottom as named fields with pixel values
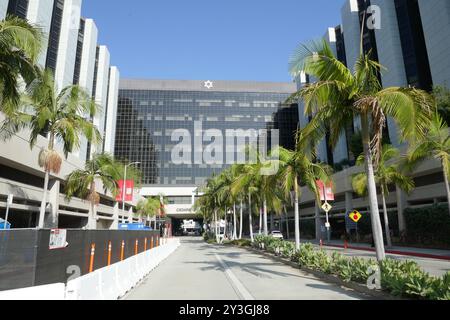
left=300, top=239, right=450, bottom=261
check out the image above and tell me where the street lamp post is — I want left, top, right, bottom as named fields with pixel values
left=122, top=162, right=140, bottom=223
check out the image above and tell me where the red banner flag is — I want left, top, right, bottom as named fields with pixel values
left=316, top=180, right=335, bottom=201
left=116, top=180, right=134, bottom=202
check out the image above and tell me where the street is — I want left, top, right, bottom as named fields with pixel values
left=125, top=237, right=369, bottom=300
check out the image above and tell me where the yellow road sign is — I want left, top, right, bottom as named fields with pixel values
left=349, top=210, right=362, bottom=223
left=321, top=202, right=333, bottom=213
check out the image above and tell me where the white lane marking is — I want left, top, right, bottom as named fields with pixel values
left=215, top=254, right=254, bottom=301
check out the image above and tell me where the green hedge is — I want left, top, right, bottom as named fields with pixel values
left=404, top=204, right=450, bottom=246
left=252, top=235, right=450, bottom=300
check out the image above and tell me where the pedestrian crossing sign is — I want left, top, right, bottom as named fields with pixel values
left=349, top=210, right=362, bottom=223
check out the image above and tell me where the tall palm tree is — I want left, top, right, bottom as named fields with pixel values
left=288, top=39, right=434, bottom=260
left=405, top=114, right=450, bottom=216
left=276, top=134, right=331, bottom=250
left=0, top=16, right=43, bottom=113
left=352, top=145, right=414, bottom=247
left=232, top=157, right=282, bottom=236
left=65, top=153, right=122, bottom=229
left=230, top=163, right=262, bottom=241
left=136, top=197, right=160, bottom=228
left=1, top=69, right=102, bottom=228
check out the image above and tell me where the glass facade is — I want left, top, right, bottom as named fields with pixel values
left=45, top=0, right=64, bottom=74
left=394, top=0, right=433, bottom=91
left=7, top=0, right=29, bottom=19
left=115, top=81, right=298, bottom=187
left=73, top=18, right=85, bottom=85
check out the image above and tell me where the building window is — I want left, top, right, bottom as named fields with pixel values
left=7, top=0, right=29, bottom=19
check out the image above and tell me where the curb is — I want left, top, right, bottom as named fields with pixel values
left=324, top=244, right=450, bottom=261
left=241, top=246, right=403, bottom=300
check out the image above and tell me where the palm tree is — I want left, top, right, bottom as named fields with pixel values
left=288, top=39, right=434, bottom=261
left=2, top=69, right=102, bottom=228
left=65, top=153, right=122, bottom=229
left=232, top=156, right=282, bottom=236
left=0, top=16, right=43, bottom=113
left=136, top=197, right=160, bottom=228
left=352, top=145, right=414, bottom=247
left=1, top=69, right=102, bottom=228
left=276, top=133, right=331, bottom=250
left=230, top=164, right=260, bottom=242
left=405, top=114, right=450, bottom=216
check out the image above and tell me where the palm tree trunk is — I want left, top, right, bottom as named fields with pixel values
left=263, top=200, right=268, bottom=236
left=294, top=180, right=301, bottom=250
left=239, top=200, right=243, bottom=239
left=89, top=201, right=96, bottom=230
left=284, top=206, right=290, bottom=240
left=224, top=207, right=227, bottom=240
left=361, top=113, right=386, bottom=261
left=233, top=202, right=237, bottom=240
left=38, top=170, right=50, bottom=229
left=38, top=135, right=55, bottom=229
left=381, top=187, right=392, bottom=247
left=259, top=207, right=262, bottom=235
left=249, top=193, right=254, bottom=242
left=442, top=161, right=450, bottom=216
left=214, top=209, right=219, bottom=243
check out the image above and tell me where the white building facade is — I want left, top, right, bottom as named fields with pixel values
left=0, top=0, right=123, bottom=230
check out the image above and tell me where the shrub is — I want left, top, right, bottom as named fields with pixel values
left=252, top=235, right=449, bottom=300
left=225, top=239, right=252, bottom=247
left=404, top=204, right=450, bottom=247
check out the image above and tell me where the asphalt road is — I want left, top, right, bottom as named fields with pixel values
left=125, top=237, right=370, bottom=300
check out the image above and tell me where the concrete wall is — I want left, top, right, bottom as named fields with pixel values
left=26, top=0, right=55, bottom=67
left=104, top=66, right=120, bottom=154
left=74, top=18, right=98, bottom=161
left=341, top=0, right=362, bottom=131
left=54, top=0, right=82, bottom=91
left=372, top=0, right=408, bottom=147
left=419, top=0, right=450, bottom=87
left=91, top=45, right=110, bottom=156
left=324, top=27, right=349, bottom=163
left=0, top=0, right=7, bottom=20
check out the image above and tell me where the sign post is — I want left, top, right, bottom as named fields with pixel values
left=317, top=181, right=334, bottom=244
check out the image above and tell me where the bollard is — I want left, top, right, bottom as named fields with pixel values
left=151, top=237, right=154, bottom=249
left=107, top=241, right=112, bottom=266
left=320, top=239, right=323, bottom=248
left=344, top=240, right=348, bottom=250
left=120, top=240, right=125, bottom=261
left=135, top=239, right=139, bottom=255
left=144, top=238, right=148, bottom=251
left=89, top=244, right=96, bottom=273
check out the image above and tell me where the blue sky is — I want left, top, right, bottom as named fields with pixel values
left=82, top=0, right=343, bottom=82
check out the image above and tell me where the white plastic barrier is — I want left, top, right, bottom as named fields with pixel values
left=66, top=237, right=180, bottom=300
left=0, top=283, right=66, bottom=300
left=0, top=238, right=180, bottom=300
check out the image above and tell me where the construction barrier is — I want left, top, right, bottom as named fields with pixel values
left=0, top=238, right=180, bottom=300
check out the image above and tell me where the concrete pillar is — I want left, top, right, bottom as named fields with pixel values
left=396, top=186, right=408, bottom=236
left=315, top=203, right=322, bottom=241
left=88, top=204, right=97, bottom=230
left=44, top=179, right=60, bottom=229
left=345, top=192, right=353, bottom=213
left=128, top=207, right=134, bottom=223
left=111, top=202, right=119, bottom=230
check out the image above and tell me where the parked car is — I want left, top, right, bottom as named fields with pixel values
left=270, top=231, right=284, bottom=240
